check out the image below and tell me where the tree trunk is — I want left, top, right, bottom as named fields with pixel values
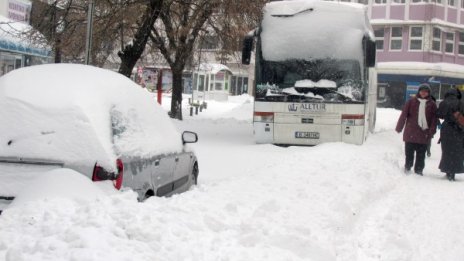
left=170, top=67, right=183, bottom=120
left=54, top=37, right=61, bottom=63
left=118, top=0, right=163, bottom=78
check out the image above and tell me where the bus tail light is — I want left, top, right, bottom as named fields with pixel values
left=92, top=159, right=124, bottom=190
left=254, top=112, right=274, bottom=123
left=342, top=114, right=365, bottom=126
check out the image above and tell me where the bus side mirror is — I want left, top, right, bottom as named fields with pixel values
left=242, top=35, right=254, bottom=65
left=366, top=39, right=376, bottom=68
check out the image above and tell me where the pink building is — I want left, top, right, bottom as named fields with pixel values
left=334, top=0, right=464, bottom=107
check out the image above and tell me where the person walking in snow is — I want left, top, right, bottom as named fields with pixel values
left=426, top=95, right=437, bottom=157
left=437, top=89, right=464, bottom=181
left=396, top=84, right=437, bottom=175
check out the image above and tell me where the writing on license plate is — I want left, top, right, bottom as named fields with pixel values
left=295, top=131, right=320, bottom=139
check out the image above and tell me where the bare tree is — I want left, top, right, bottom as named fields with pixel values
left=150, top=0, right=219, bottom=120
left=208, top=0, right=266, bottom=63
left=30, top=0, right=163, bottom=75
left=118, top=0, right=163, bottom=77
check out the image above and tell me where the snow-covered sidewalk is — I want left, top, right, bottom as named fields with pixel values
left=1, top=95, right=463, bottom=261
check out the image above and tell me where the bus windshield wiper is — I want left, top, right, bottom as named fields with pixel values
left=271, top=8, right=314, bottom=18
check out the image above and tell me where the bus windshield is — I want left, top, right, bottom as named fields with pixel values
left=256, top=59, right=365, bottom=103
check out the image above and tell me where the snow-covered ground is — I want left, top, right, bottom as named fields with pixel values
left=1, top=94, right=464, bottom=261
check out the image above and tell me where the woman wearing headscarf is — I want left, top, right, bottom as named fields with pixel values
left=396, top=84, right=438, bottom=175
left=437, top=88, right=464, bottom=181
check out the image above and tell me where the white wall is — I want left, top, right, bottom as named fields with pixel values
left=0, top=1, right=8, bottom=17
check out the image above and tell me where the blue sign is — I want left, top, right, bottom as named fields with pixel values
left=405, top=81, right=420, bottom=101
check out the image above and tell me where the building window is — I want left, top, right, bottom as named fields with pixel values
left=390, top=27, right=403, bottom=50
left=392, top=0, right=406, bottom=3
left=448, top=0, right=455, bottom=6
left=459, top=32, right=464, bottom=55
left=411, top=0, right=428, bottom=3
left=431, top=0, right=442, bottom=4
left=374, top=28, right=385, bottom=50
left=409, top=26, right=423, bottom=50
left=462, top=0, right=464, bottom=8
left=374, top=0, right=387, bottom=4
left=357, top=0, right=368, bottom=4
left=432, top=27, right=441, bottom=52
left=445, top=32, right=455, bottom=53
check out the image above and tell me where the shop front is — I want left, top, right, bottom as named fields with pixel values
left=192, top=63, right=232, bottom=101
left=377, top=62, right=464, bottom=109
left=0, top=15, right=52, bottom=76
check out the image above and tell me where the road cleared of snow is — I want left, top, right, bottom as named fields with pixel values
left=1, top=95, right=463, bottom=261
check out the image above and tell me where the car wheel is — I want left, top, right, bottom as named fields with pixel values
left=192, top=163, right=199, bottom=186
left=143, top=190, right=155, bottom=201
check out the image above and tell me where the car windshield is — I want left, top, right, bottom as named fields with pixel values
left=256, top=59, right=365, bottom=103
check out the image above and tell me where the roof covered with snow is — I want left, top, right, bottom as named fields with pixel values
left=0, top=15, right=51, bottom=57
left=377, top=62, right=464, bottom=79
left=197, top=63, right=232, bottom=74
left=0, top=64, right=183, bottom=170
left=260, top=0, right=373, bottom=62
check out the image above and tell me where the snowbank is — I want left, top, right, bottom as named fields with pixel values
left=1, top=95, right=464, bottom=261
left=8, top=168, right=105, bottom=209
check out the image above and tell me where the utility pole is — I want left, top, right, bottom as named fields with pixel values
left=84, top=0, right=95, bottom=65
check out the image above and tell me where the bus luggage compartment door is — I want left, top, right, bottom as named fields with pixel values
left=253, top=122, right=274, bottom=144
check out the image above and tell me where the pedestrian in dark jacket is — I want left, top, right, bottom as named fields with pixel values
left=437, top=89, right=464, bottom=181
left=396, top=84, right=437, bottom=175
left=426, top=95, right=437, bottom=157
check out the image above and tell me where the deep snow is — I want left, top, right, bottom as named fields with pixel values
left=1, top=94, right=464, bottom=261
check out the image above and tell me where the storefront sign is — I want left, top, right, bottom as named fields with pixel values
left=8, top=0, right=31, bottom=23
left=405, top=82, right=420, bottom=101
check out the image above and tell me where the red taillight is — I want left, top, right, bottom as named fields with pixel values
left=341, top=114, right=365, bottom=120
left=92, top=159, right=124, bottom=190
left=341, top=114, right=365, bottom=126
left=113, top=159, right=124, bottom=190
left=254, top=111, right=274, bottom=123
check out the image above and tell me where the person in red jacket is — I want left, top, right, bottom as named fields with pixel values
left=396, top=84, right=438, bottom=175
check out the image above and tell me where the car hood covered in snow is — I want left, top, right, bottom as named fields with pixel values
left=0, top=64, right=183, bottom=172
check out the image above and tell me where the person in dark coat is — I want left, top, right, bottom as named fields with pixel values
left=396, top=84, right=437, bottom=175
left=426, top=95, right=437, bottom=157
left=437, top=88, right=464, bottom=181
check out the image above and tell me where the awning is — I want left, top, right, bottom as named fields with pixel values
left=0, top=15, right=51, bottom=58
left=0, top=38, right=51, bottom=57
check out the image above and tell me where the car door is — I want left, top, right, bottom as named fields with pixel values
left=171, top=151, right=193, bottom=193
left=152, top=154, right=176, bottom=197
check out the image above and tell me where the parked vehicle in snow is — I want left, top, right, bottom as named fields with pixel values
left=242, top=0, right=377, bottom=145
left=0, top=64, right=199, bottom=211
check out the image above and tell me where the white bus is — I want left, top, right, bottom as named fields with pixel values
left=242, top=0, right=377, bottom=145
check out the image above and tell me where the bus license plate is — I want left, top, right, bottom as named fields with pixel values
left=295, top=131, right=320, bottom=139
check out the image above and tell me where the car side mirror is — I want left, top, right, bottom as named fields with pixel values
left=182, top=131, right=198, bottom=144
left=242, top=35, right=254, bottom=65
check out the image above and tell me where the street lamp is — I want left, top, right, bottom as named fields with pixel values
left=84, top=0, right=95, bottom=65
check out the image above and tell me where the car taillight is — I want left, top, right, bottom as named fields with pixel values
left=341, top=114, right=365, bottom=126
left=114, top=159, right=124, bottom=190
left=92, top=159, right=124, bottom=190
left=254, top=111, right=274, bottom=123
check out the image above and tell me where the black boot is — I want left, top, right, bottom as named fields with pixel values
left=447, top=173, right=455, bottom=181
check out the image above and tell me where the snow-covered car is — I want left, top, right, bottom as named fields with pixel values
left=0, top=64, right=199, bottom=210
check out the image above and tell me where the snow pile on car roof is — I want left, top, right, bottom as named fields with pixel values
left=0, top=64, right=183, bottom=171
left=261, top=0, right=372, bottom=62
